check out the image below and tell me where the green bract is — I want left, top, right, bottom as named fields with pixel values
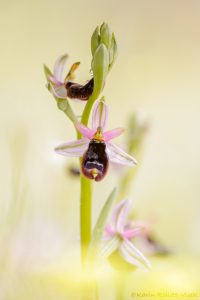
left=92, top=43, right=109, bottom=99
left=91, top=26, right=100, bottom=56
left=109, top=33, right=118, bottom=69
left=43, top=64, right=52, bottom=79
left=87, top=187, right=117, bottom=262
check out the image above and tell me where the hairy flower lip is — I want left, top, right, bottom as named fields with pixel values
left=81, top=139, right=109, bottom=182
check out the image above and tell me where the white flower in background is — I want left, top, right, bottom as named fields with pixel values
left=101, top=199, right=151, bottom=271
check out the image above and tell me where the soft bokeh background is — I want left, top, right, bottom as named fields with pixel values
left=0, top=0, right=200, bottom=299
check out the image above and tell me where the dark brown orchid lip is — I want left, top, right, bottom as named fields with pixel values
left=65, top=78, right=94, bottom=101
left=81, top=140, right=109, bottom=181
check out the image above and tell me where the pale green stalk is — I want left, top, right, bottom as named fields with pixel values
left=80, top=174, right=92, bottom=266
left=78, top=93, right=97, bottom=267
left=78, top=93, right=98, bottom=300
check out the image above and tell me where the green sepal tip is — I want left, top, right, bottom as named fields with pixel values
left=91, top=26, right=100, bottom=57
left=100, top=22, right=112, bottom=49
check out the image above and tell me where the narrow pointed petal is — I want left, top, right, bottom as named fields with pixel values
left=104, top=128, right=124, bottom=142
left=50, top=83, right=68, bottom=99
left=53, top=54, right=69, bottom=81
left=109, top=200, right=129, bottom=232
left=121, top=239, right=151, bottom=270
left=100, top=236, right=120, bottom=258
left=64, top=61, right=80, bottom=81
left=76, top=123, right=95, bottom=139
left=116, top=200, right=131, bottom=233
left=119, top=243, right=147, bottom=271
left=106, top=142, right=137, bottom=166
left=47, top=74, right=62, bottom=85
left=92, top=100, right=109, bottom=131
left=122, top=227, right=144, bottom=239
left=55, top=138, right=88, bottom=157
left=105, top=224, right=116, bottom=236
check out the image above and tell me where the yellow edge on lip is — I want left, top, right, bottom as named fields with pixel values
left=91, top=169, right=98, bottom=179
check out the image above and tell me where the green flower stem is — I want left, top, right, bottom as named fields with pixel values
left=78, top=93, right=99, bottom=300
left=78, top=93, right=97, bottom=267
left=79, top=94, right=97, bottom=134
left=80, top=173, right=92, bottom=266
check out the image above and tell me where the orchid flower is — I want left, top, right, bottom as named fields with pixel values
left=46, top=54, right=93, bottom=100
left=101, top=200, right=151, bottom=271
left=55, top=100, right=137, bottom=181
left=129, top=219, right=170, bottom=256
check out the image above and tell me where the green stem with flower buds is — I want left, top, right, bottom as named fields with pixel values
left=78, top=21, right=117, bottom=269
left=45, top=23, right=117, bottom=300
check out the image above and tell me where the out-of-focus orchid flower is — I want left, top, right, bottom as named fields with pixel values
left=129, top=219, right=170, bottom=256
left=101, top=200, right=151, bottom=271
left=55, top=100, right=137, bottom=181
left=45, top=54, right=94, bottom=100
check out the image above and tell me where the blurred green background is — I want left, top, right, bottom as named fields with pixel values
left=0, top=0, right=200, bottom=299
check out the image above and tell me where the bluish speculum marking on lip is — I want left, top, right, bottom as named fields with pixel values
left=82, top=140, right=109, bottom=181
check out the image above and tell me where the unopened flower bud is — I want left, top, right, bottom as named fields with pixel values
left=91, top=26, right=100, bottom=56
left=92, top=43, right=109, bottom=98
left=100, top=22, right=112, bottom=49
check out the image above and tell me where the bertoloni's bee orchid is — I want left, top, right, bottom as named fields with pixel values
left=45, top=54, right=94, bottom=101
left=101, top=199, right=151, bottom=271
left=55, top=100, right=137, bottom=181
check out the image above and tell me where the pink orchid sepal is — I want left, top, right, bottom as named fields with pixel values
left=45, top=54, right=79, bottom=99
left=101, top=200, right=152, bottom=271
left=55, top=100, right=137, bottom=181
left=45, top=54, right=94, bottom=101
